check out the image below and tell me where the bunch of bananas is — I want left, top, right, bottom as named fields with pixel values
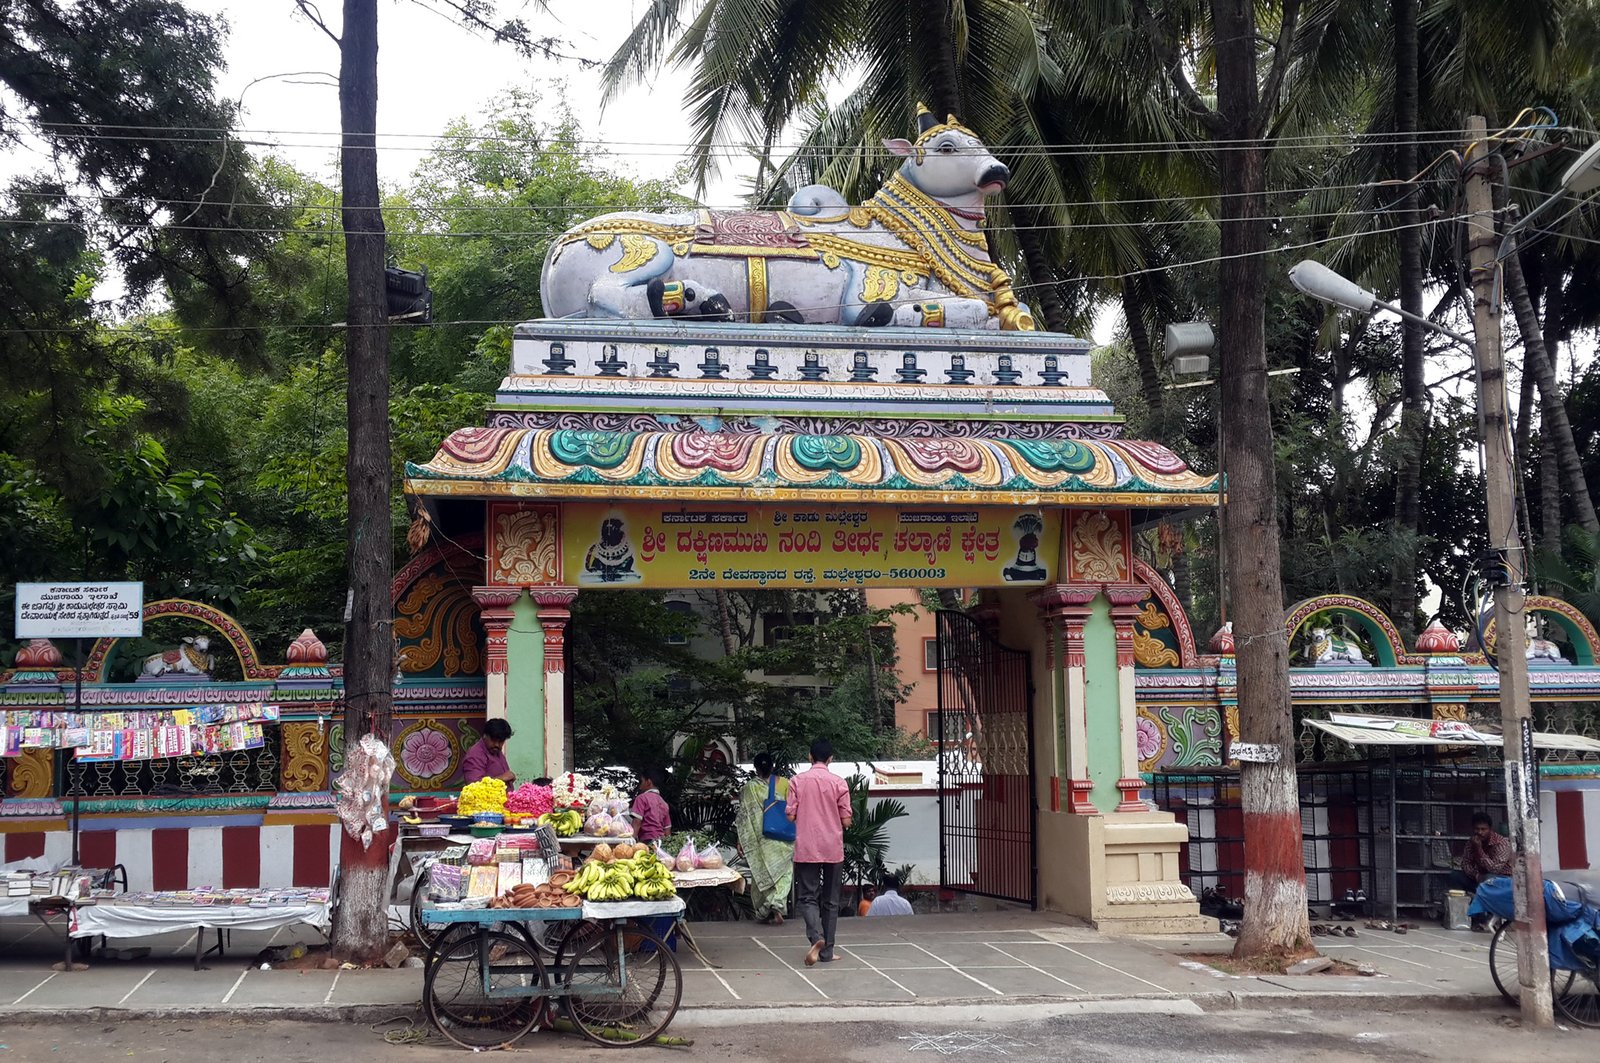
left=566, top=850, right=677, bottom=902
left=458, top=777, right=508, bottom=816
left=536, top=809, right=584, bottom=836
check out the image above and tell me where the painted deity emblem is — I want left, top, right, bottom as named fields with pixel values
left=580, top=512, right=643, bottom=584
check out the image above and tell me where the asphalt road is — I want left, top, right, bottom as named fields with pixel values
left=2, top=1006, right=1595, bottom=1063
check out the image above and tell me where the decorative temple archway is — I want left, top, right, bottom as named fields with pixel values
left=81, top=598, right=272, bottom=682
left=1478, top=594, right=1600, bottom=666
left=1283, top=594, right=1414, bottom=668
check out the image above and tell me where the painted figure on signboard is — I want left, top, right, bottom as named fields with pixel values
left=580, top=512, right=643, bottom=584
left=1002, top=512, right=1047, bottom=583
left=540, top=106, right=1033, bottom=332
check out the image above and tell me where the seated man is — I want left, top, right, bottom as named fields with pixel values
left=1450, top=811, right=1514, bottom=930
left=866, top=873, right=914, bottom=917
left=461, top=718, right=516, bottom=786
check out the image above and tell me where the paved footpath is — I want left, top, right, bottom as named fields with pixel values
left=0, top=908, right=1506, bottom=1019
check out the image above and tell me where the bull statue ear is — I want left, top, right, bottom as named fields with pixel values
left=182, top=636, right=195, bottom=645
left=883, top=137, right=915, bottom=158
left=916, top=103, right=937, bottom=134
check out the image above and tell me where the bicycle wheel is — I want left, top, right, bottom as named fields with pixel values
left=1555, top=967, right=1600, bottom=1028
left=1489, top=921, right=1520, bottom=1005
left=560, top=922, right=682, bottom=1047
left=1488, top=920, right=1575, bottom=1005
left=423, top=928, right=546, bottom=1050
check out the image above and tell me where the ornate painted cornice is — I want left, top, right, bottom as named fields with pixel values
left=407, top=427, right=1219, bottom=507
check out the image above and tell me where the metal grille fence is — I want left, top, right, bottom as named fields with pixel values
left=935, top=611, right=1036, bottom=908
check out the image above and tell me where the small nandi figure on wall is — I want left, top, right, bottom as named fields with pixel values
left=1307, top=625, right=1370, bottom=668
left=140, top=635, right=215, bottom=679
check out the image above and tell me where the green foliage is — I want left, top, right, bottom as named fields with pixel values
left=842, top=776, right=908, bottom=895
left=1535, top=526, right=1600, bottom=630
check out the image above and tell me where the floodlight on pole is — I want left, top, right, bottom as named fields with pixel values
left=1558, top=138, right=1600, bottom=199
left=1288, top=259, right=1476, bottom=352
left=1164, top=322, right=1215, bottom=377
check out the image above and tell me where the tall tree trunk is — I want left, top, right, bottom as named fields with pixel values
left=1540, top=276, right=1567, bottom=558
left=1503, top=246, right=1599, bottom=533
left=714, top=590, right=739, bottom=657
left=1122, top=279, right=1164, bottom=418
left=1211, top=0, right=1309, bottom=958
left=1389, top=0, right=1425, bottom=638
left=1014, top=206, right=1070, bottom=331
left=919, top=0, right=961, bottom=116
left=1542, top=429, right=1562, bottom=563
left=331, top=0, right=393, bottom=962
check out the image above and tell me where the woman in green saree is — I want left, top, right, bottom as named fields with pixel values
left=736, top=752, right=794, bottom=924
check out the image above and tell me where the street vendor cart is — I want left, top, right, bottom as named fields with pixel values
left=420, top=896, right=685, bottom=1050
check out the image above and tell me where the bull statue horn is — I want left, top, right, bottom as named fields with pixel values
left=916, top=102, right=938, bottom=134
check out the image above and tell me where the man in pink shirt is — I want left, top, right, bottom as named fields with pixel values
left=786, top=737, right=853, bottom=966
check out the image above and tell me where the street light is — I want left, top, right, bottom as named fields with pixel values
left=1287, top=260, right=1476, bottom=351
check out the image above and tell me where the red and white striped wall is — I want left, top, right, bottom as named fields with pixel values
left=2, top=817, right=340, bottom=891
left=1541, top=781, right=1600, bottom=872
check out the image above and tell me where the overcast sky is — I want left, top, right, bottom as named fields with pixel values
left=190, top=0, right=727, bottom=198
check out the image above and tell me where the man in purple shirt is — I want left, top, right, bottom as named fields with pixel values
left=786, top=737, right=853, bottom=966
left=629, top=766, right=672, bottom=842
left=460, top=718, right=515, bottom=785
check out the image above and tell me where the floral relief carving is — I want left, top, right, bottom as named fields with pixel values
left=396, top=720, right=459, bottom=789
left=492, top=508, right=560, bottom=585
left=1132, top=628, right=1180, bottom=668
left=279, top=722, right=329, bottom=792
left=1136, top=600, right=1169, bottom=630
left=1069, top=510, right=1126, bottom=583
left=7, top=748, right=54, bottom=798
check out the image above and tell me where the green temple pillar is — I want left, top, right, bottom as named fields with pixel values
left=529, top=589, right=576, bottom=777
left=473, top=586, right=548, bottom=780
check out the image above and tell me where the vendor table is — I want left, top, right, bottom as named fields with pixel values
left=71, top=902, right=331, bottom=970
left=420, top=897, right=684, bottom=1050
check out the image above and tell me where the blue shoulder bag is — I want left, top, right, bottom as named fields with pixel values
left=761, top=776, right=796, bottom=842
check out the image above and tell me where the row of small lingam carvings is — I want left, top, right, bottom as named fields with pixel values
left=534, top=342, right=1078, bottom=386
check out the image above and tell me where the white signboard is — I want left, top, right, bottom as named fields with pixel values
left=1231, top=742, right=1283, bottom=764
left=15, top=582, right=144, bottom=639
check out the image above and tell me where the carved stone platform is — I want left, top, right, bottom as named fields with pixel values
left=498, top=319, right=1115, bottom=431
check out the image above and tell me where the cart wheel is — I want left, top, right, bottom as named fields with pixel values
left=551, top=918, right=606, bottom=972
left=1488, top=921, right=1574, bottom=1005
left=1555, top=967, right=1600, bottom=1028
left=409, top=878, right=440, bottom=951
left=560, top=922, right=681, bottom=1047
left=423, top=928, right=546, bottom=1050
left=426, top=921, right=546, bottom=966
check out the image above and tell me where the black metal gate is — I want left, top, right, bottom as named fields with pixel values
left=935, top=610, right=1037, bottom=908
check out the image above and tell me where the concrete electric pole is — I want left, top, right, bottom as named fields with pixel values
left=1463, top=114, right=1553, bottom=1028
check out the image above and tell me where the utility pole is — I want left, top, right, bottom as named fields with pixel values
left=1463, top=114, right=1552, bottom=1028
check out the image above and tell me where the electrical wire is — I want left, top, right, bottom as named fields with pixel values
left=0, top=208, right=1491, bottom=335
left=0, top=178, right=1406, bottom=214
left=0, top=202, right=1448, bottom=236
left=11, top=124, right=1588, bottom=160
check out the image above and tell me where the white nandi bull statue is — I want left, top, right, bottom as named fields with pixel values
left=540, top=106, right=1034, bottom=332
left=1308, top=625, right=1368, bottom=666
left=141, top=635, right=215, bottom=678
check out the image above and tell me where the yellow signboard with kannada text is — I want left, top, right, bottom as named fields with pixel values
left=561, top=504, right=1060, bottom=589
